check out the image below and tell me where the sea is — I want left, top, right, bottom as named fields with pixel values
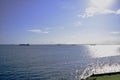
left=0, top=45, right=120, bottom=80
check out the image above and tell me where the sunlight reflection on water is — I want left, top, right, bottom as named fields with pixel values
left=88, top=45, right=120, bottom=58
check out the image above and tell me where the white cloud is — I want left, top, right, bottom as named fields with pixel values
left=41, top=31, right=49, bottom=34
left=90, top=0, right=114, bottom=8
left=82, top=7, right=115, bottom=18
left=111, top=31, right=120, bottom=35
left=28, top=29, right=49, bottom=34
left=116, top=9, right=120, bottom=14
left=80, top=0, right=120, bottom=18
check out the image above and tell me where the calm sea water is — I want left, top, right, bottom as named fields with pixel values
left=0, top=45, right=120, bottom=80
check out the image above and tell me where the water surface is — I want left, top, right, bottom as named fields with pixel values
left=0, top=45, right=120, bottom=80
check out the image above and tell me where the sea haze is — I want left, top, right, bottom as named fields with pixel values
left=0, top=45, right=120, bottom=80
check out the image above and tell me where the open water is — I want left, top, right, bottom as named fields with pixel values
left=0, top=45, right=120, bottom=80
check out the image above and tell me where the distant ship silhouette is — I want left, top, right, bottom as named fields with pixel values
left=19, top=44, right=30, bottom=46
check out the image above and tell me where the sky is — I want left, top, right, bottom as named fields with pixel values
left=0, top=0, right=120, bottom=44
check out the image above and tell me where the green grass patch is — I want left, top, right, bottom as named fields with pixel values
left=83, top=74, right=120, bottom=80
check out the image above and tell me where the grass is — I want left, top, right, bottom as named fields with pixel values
left=82, top=74, right=120, bottom=80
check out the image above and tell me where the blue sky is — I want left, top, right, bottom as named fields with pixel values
left=0, top=0, right=120, bottom=44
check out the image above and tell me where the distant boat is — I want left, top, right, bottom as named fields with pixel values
left=57, top=44, right=62, bottom=46
left=19, top=44, right=30, bottom=46
left=71, top=44, right=76, bottom=46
